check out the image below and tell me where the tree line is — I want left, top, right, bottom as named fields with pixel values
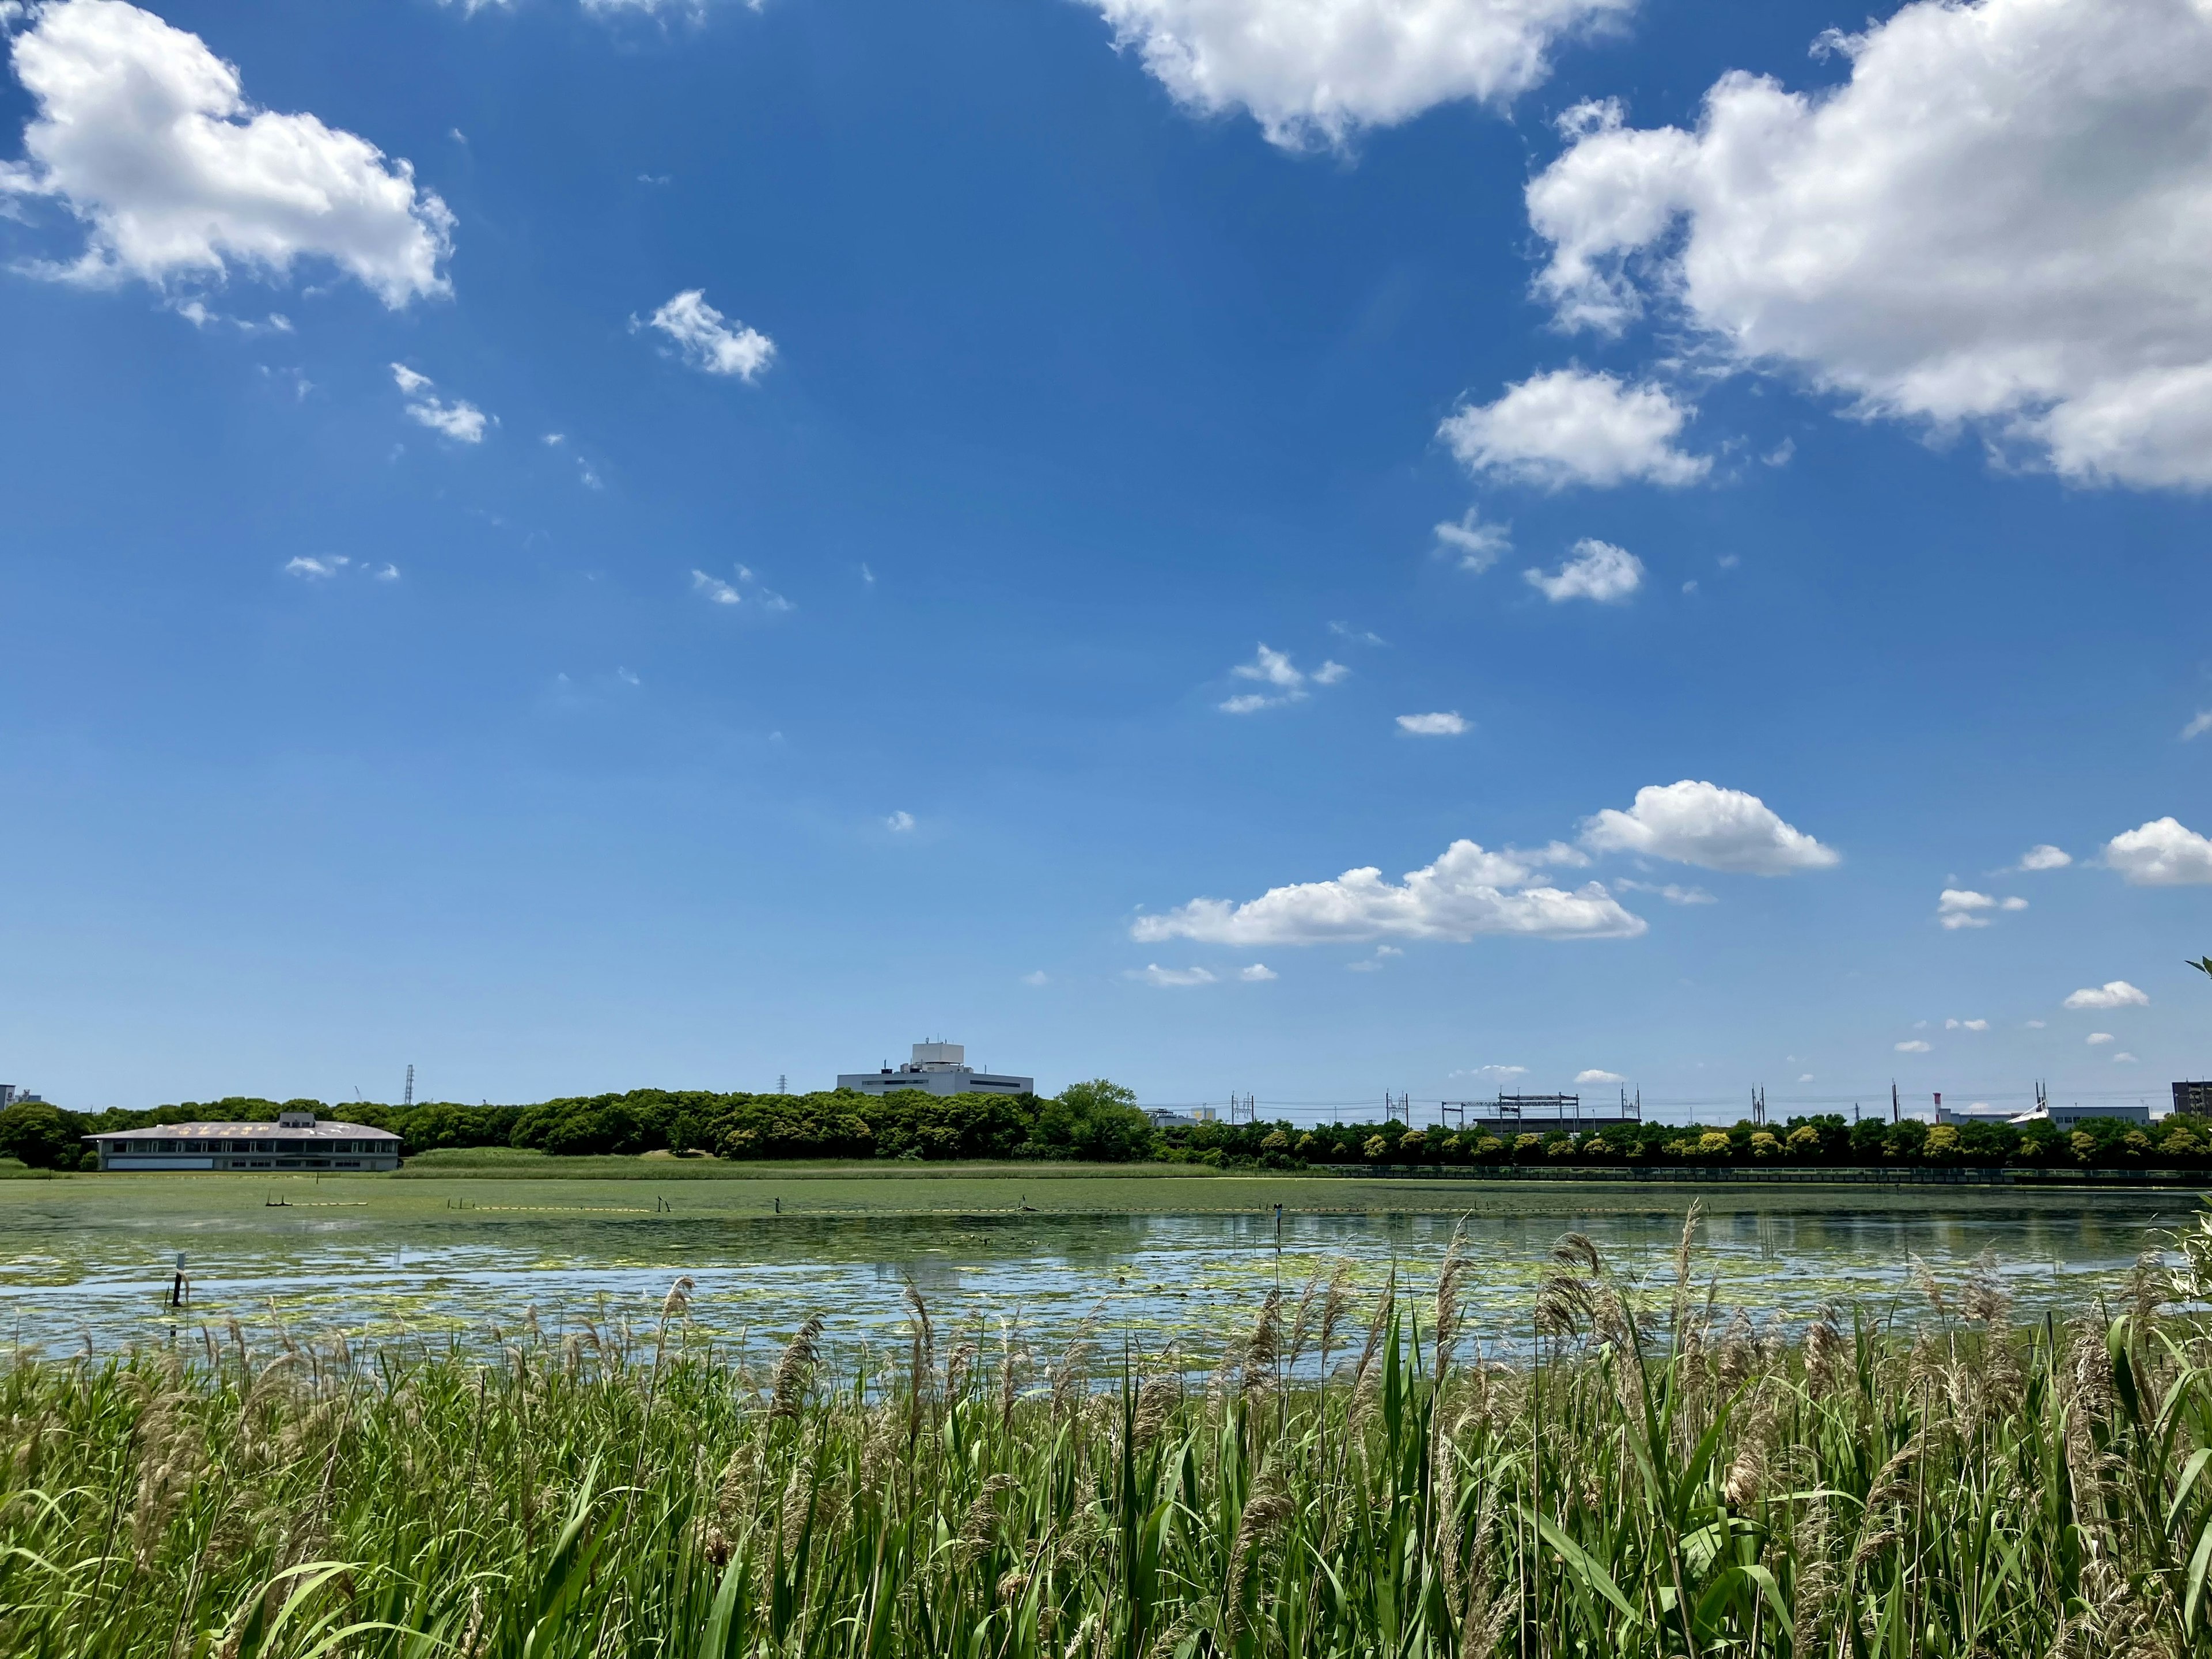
left=0, top=1087, right=2198, bottom=1172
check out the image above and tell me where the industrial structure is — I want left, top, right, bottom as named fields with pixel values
left=1435, top=1092, right=1641, bottom=1134
left=837, top=1043, right=1033, bottom=1098
left=83, top=1109, right=403, bottom=1172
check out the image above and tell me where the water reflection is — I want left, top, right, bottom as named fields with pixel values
left=0, top=1190, right=2193, bottom=1364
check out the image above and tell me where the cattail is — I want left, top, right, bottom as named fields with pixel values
left=768, top=1316, right=824, bottom=1423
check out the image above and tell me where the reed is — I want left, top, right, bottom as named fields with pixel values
left=8, top=1221, right=2212, bottom=1658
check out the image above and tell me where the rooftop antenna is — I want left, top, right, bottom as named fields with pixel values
left=403, top=1065, right=414, bottom=1109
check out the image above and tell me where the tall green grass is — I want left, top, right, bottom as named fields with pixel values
left=9, top=1210, right=2212, bottom=1657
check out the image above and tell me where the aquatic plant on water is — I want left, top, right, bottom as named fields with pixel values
left=6, top=1210, right=2212, bottom=1657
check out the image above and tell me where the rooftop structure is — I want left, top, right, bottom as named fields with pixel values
left=836, top=1042, right=1033, bottom=1099
left=2007, top=1101, right=2152, bottom=1129
left=84, top=1111, right=402, bottom=1172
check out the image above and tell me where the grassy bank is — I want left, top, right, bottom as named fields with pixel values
left=9, top=1215, right=2207, bottom=1658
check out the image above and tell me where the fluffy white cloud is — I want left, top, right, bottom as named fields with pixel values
left=1, top=0, right=451, bottom=304
left=1525, top=537, right=1642, bottom=603
left=391, top=363, right=487, bottom=442
left=2113, top=1051, right=2139, bottom=1063
left=1218, top=643, right=1346, bottom=713
left=1433, top=508, right=1510, bottom=571
left=1130, top=963, right=1218, bottom=987
left=1134, top=838, right=1645, bottom=945
left=2064, top=979, right=2149, bottom=1010
left=691, top=570, right=741, bottom=605
left=2013, top=844, right=2072, bottom=872
left=1937, top=889, right=2005, bottom=929
left=1075, top=0, right=1635, bottom=151
left=1526, top=0, right=2212, bottom=489
left=885, top=810, right=916, bottom=833
left=1945, top=1017, right=1990, bottom=1032
left=1574, top=1068, right=1626, bottom=1084
left=2104, top=817, right=2212, bottom=885
left=2185, top=712, right=2212, bottom=741
left=2086, top=1031, right=2115, bottom=1045
left=641, top=289, right=775, bottom=380
left=284, top=555, right=343, bottom=578
left=1440, top=369, right=1706, bottom=489
left=1896, top=1039, right=1931, bottom=1053
left=1452, top=1063, right=1527, bottom=1082
left=1238, top=963, right=1277, bottom=981
left=1396, top=711, right=1469, bottom=736
left=1582, top=780, right=1839, bottom=874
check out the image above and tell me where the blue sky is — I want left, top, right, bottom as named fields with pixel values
left=3, top=0, right=2210, bottom=1118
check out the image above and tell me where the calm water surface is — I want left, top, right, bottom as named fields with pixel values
left=0, top=1176, right=2194, bottom=1363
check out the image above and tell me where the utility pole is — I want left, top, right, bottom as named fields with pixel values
left=1891, top=1081, right=1899, bottom=1123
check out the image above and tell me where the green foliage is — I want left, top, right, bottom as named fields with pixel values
left=9, top=1233, right=2211, bottom=1657
left=0, top=1102, right=78, bottom=1170
left=1024, top=1080, right=1154, bottom=1161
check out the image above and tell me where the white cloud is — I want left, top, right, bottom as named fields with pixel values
left=1238, top=963, right=1277, bottom=981
left=2026, top=1019, right=2046, bottom=1029
left=2000, top=896, right=2028, bottom=911
left=2064, top=979, right=2149, bottom=1010
left=1397, top=711, right=1469, bottom=737
left=1219, top=643, right=1343, bottom=713
left=2113, top=1051, right=2139, bottom=1063
left=1329, top=621, right=1387, bottom=646
left=405, top=397, right=487, bottom=442
left=1021, top=970, right=1049, bottom=986
left=1895, top=1039, right=1931, bottom=1053
left=1797, top=1073, right=1814, bottom=1082
left=1944, top=1018, right=1990, bottom=1032
left=1525, top=537, right=1643, bottom=603
left=2186, top=711, right=2212, bottom=741
left=1, top=0, right=452, bottom=304
left=2105, top=817, right=2212, bottom=885
left=1132, top=837, right=1645, bottom=945
left=1130, top=963, right=1218, bottom=987
left=885, top=810, right=915, bottom=834
left=1433, top=508, right=1511, bottom=572
left=2014, top=844, right=2072, bottom=872
left=371, top=562, right=399, bottom=581
left=1582, top=779, right=1839, bottom=874
left=1451, top=1063, right=1528, bottom=1082
left=1614, top=878, right=1715, bottom=904
left=691, top=570, right=741, bottom=605
left=1347, top=957, right=1384, bottom=972
left=2086, top=1031, right=2115, bottom=1045
left=1438, top=369, right=1707, bottom=490
left=1524, top=0, right=2212, bottom=490
left=1075, top=0, right=1635, bottom=152
left=1574, top=1068, right=1626, bottom=1084
left=1937, top=889, right=2001, bottom=929
left=639, top=289, right=775, bottom=381
left=284, top=555, right=344, bottom=578
left=390, top=363, right=488, bottom=443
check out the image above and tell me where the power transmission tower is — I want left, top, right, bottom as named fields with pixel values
left=1229, top=1093, right=1256, bottom=1126
left=1386, top=1092, right=1411, bottom=1127
left=403, top=1065, right=414, bottom=1108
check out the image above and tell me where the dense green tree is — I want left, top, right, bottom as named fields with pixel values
left=1025, top=1080, right=1153, bottom=1161
left=0, top=1103, right=81, bottom=1169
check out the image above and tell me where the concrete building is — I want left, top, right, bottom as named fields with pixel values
left=2175, top=1081, right=2212, bottom=1118
left=84, top=1109, right=402, bottom=1172
left=2008, top=1101, right=2152, bottom=1130
left=838, top=1043, right=1033, bottom=1098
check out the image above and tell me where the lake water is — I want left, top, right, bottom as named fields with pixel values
left=0, top=1173, right=2195, bottom=1367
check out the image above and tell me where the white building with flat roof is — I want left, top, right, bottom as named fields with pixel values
left=838, top=1043, right=1032, bottom=1098
left=85, top=1109, right=402, bottom=1172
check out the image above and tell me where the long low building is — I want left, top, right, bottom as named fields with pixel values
left=85, top=1109, right=403, bottom=1172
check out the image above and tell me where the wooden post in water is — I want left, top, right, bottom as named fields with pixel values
left=168, top=1251, right=186, bottom=1309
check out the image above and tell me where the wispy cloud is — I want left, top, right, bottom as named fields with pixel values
left=1218, top=643, right=1346, bottom=714
left=637, top=289, right=775, bottom=380
left=1895, top=1039, right=1931, bottom=1053
left=1129, top=964, right=1218, bottom=987
left=1433, top=508, right=1511, bottom=572
left=1396, top=711, right=1468, bottom=737
left=391, top=363, right=490, bottom=442
left=885, top=810, right=916, bottom=833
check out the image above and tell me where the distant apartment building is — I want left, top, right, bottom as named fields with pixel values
left=2175, top=1081, right=2212, bottom=1118
left=838, top=1043, right=1033, bottom=1097
left=84, top=1109, right=402, bottom=1172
